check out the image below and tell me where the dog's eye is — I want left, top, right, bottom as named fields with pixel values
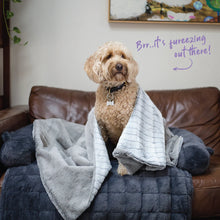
left=106, top=54, right=112, bottom=60
left=121, top=53, right=126, bottom=59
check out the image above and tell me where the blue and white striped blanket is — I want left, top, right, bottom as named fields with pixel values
left=113, top=88, right=183, bottom=174
left=33, top=88, right=183, bottom=220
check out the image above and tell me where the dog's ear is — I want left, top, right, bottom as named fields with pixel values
left=84, top=55, right=102, bottom=83
left=127, top=57, right=139, bottom=83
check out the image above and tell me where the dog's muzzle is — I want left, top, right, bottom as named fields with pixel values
left=112, top=63, right=127, bottom=77
left=107, top=61, right=128, bottom=81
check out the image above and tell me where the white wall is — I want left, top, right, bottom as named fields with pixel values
left=10, top=0, right=220, bottom=106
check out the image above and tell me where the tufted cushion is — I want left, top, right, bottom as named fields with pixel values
left=0, top=162, right=63, bottom=220
left=0, top=161, right=192, bottom=220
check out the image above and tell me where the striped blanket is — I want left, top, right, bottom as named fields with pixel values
left=33, top=88, right=183, bottom=220
left=113, top=88, right=183, bottom=174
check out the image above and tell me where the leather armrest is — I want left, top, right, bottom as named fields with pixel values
left=0, top=173, right=5, bottom=194
left=0, top=105, right=30, bottom=135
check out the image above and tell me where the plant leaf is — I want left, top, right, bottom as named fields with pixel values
left=13, top=27, right=21, bottom=33
left=24, top=41, right=28, bottom=46
left=13, top=35, right=21, bottom=44
left=6, top=10, right=14, bottom=19
left=12, top=0, right=22, bottom=3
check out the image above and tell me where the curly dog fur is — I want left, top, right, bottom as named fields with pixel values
left=84, top=41, right=139, bottom=175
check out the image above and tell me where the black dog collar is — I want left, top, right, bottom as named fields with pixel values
left=106, top=82, right=126, bottom=93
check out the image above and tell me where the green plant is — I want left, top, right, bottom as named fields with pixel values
left=3, top=0, right=28, bottom=45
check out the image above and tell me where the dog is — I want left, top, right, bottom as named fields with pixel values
left=84, top=41, right=139, bottom=175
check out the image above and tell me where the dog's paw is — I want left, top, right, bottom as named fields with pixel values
left=117, top=162, right=129, bottom=176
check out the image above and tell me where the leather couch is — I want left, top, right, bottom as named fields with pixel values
left=0, top=86, right=219, bottom=219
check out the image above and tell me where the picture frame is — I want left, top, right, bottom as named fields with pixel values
left=108, top=0, right=220, bottom=24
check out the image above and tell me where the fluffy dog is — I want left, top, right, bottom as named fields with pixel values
left=84, top=41, right=139, bottom=175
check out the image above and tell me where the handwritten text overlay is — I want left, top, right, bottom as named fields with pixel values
left=136, top=35, right=211, bottom=70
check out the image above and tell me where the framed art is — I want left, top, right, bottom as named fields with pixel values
left=109, top=0, right=220, bottom=24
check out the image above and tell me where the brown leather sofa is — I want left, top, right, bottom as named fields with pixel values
left=0, top=86, right=219, bottom=219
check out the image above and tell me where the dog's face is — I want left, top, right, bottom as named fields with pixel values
left=84, top=41, right=138, bottom=85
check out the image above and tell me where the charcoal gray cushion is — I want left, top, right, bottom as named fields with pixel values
left=0, top=124, right=35, bottom=167
left=170, top=127, right=213, bottom=175
left=0, top=160, right=193, bottom=220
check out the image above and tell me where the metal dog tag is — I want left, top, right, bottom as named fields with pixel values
left=107, top=100, right=114, bottom=106
left=107, top=92, right=114, bottom=106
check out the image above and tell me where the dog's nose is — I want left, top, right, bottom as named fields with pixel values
left=116, top=63, right=123, bottom=71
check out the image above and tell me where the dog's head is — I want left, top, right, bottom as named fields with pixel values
left=84, top=41, right=138, bottom=85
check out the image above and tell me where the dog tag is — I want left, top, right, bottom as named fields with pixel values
left=107, top=92, right=114, bottom=106
left=107, top=100, right=114, bottom=106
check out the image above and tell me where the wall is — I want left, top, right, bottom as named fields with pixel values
left=10, top=0, right=220, bottom=106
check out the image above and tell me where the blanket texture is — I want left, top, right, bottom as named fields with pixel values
left=33, top=115, right=112, bottom=220
left=33, top=88, right=184, bottom=220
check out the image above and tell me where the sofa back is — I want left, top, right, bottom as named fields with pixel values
left=29, top=86, right=220, bottom=155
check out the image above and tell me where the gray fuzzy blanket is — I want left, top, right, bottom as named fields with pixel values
left=33, top=113, right=111, bottom=220
left=33, top=88, right=184, bottom=220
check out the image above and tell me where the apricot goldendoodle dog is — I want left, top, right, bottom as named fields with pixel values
left=84, top=41, right=139, bottom=175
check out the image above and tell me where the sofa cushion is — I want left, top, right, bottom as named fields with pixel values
left=29, top=86, right=95, bottom=125
left=170, top=127, right=212, bottom=175
left=147, top=87, right=220, bottom=155
left=0, top=124, right=35, bottom=167
left=0, top=161, right=193, bottom=220
left=192, top=156, right=220, bottom=218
